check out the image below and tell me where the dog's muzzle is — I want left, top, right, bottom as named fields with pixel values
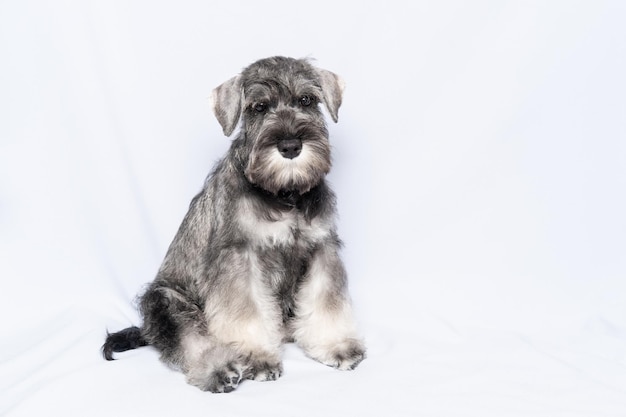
left=277, top=138, right=302, bottom=159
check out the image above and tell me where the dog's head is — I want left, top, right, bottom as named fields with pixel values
left=210, top=57, right=344, bottom=195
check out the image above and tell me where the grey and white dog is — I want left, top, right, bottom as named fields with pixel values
left=103, top=56, right=365, bottom=393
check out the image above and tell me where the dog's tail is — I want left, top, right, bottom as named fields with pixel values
left=102, top=326, right=148, bottom=360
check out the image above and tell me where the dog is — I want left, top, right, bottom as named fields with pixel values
left=102, top=56, right=365, bottom=393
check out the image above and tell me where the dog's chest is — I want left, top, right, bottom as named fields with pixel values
left=236, top=199, right=329, bottom=248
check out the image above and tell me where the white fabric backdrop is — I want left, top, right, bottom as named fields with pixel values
left=1, top=1, right=625, bottom=415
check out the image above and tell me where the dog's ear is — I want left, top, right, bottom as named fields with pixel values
left=210, top=75, right=243, bottom=137
left=317, top=69, right=344, bottom=123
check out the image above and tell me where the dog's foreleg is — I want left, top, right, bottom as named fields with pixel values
left=292, top=242, right=366, bottom=370
left=205, top=248, right=285, bottom=382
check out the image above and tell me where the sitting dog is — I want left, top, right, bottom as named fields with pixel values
left=103, top=56, right=365, bottom=393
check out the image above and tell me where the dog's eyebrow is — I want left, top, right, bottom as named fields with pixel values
left=245, top=79, right=281, bottom=92
left=292, top=80, right=323, bottom=98
left=244, top=87, right=272, bottom=105
left=246, top=83, right=270, bottom=95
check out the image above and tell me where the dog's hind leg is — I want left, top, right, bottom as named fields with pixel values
left=139, top=282, right=245, bottom=393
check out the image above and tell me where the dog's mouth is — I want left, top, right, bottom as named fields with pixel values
left=244, top=145, right=330, bottom=196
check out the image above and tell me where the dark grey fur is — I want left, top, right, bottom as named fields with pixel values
left=103, top=57, right=365, bottom=393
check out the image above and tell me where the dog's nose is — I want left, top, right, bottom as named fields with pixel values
left=277, top=138, right=302, bottom=159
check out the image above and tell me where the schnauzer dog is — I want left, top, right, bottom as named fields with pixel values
left=102, top=56, right=365, bottom=393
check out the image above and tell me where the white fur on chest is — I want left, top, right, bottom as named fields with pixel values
left=236, top=197, right=331, bottom=248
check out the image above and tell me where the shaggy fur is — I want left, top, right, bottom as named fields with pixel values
left=103, top=56, right=365, bottom=393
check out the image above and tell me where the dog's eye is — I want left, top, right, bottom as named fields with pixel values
left=299, top=95, right=312, bottom=107
left=253, top=102, right=268, bottom=113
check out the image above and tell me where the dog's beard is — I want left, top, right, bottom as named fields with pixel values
left=245, top=140, right=331, bottom=195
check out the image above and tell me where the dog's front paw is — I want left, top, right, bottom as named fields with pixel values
left=189, top=361, right=243, bottom=393
left=310, top=339, right=366, bottom=371
left=244, top=358, right=283, bottom=382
